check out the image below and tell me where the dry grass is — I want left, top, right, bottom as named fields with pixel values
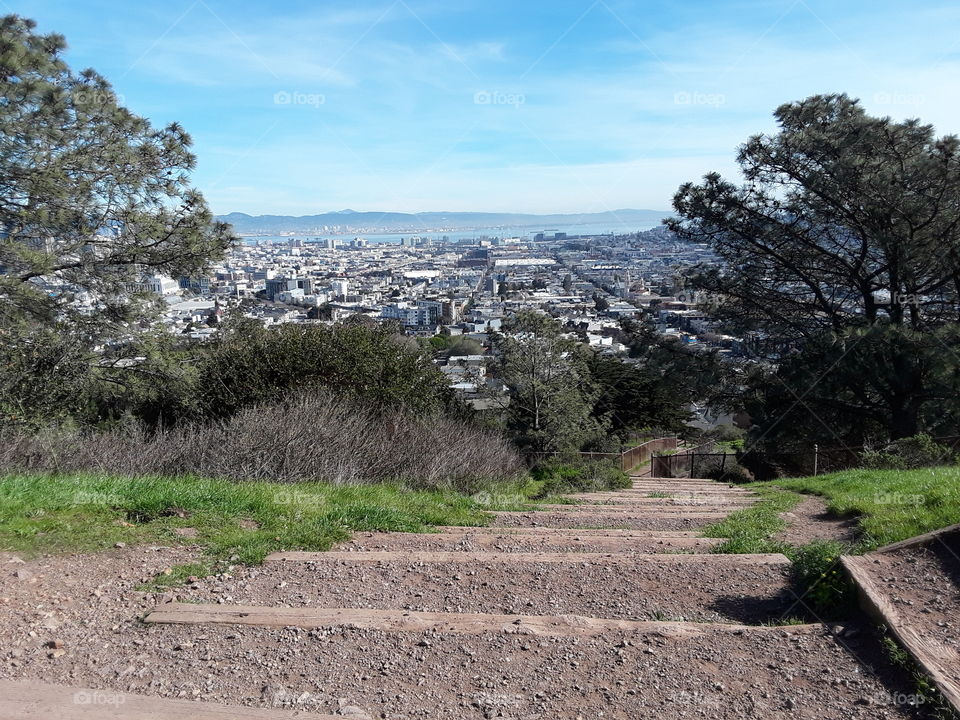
left=0, top=391, right=523, bottom=492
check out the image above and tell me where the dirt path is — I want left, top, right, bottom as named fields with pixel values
left=776, top=495, right=860, bottom=546
left=0, top=477, right=928, bottom=718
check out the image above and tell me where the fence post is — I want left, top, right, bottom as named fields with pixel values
left=813, top=444, right=819, bottom=476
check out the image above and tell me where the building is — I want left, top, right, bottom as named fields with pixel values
left=265, top=277, right=297, bottom=300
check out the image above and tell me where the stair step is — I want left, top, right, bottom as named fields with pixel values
left=144, top=603, right=808, bottom=638
left=192, top=551, right=796, bottom=623
left=489, top=511, right=728, bottom=530
left=525, top=504, right=750, bottom=513
left=567, top=494, right=754, bottom=502
left=126, top=616, right=908, bottom=718
left=266, top=550, right=788, bottom=565
left=842, top=530, right=960, bottom=714
left=0, top=680, right=334, bottom=719
left=335, top=531, right=723, bottom=553
left=433, top=526, right=708, bottom=537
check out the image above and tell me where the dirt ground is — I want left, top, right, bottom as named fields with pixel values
left=0, top=547, right=920, bottom=719
left=776, top=496, right=861, bottom=547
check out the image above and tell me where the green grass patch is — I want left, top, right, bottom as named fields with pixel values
left=703, top=487, right=854, bottom=618
left=702, top=485, right=801, bottom=554
left=0, top=472, right=498, bottom=570
left=777, top=465, right=960, bottom=550
left=879, top=633, right=960, bottom=719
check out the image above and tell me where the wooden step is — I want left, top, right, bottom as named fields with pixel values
left=145, top=602, right=816, bottom=638
left=629, top=483, right=744, bottom=490
left=630, top=476, right=727, bottom=482
left=336, top=531, right=723, bottom=552
left=528, top=503, right=750, bottom=512
left=266, top=550, right=789, bottom=566
left=0, top=680, right=336, bottom=719
left=567, top=493, right=754, bottom=501
left=493, top=510, right=730, bottom=519
left=488, top=511, right=729, bottom=530
left=433, top=527, right=708, bottom=537
left=843, top=551, right=960, bottom=713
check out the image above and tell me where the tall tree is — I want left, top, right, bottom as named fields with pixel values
left=0, top=15, right=234, bottom=328
left=669, top=94, right=960, bottom=443
left=492, top=311, right=607, bottom=453
left=0, top=16, right=233, bottom=428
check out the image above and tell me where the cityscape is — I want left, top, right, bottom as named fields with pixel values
left=2, top=2, right=960, bottom=719
left=147, top=223, right=729, bottom=411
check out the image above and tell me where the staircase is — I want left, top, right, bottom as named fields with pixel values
left=1, top=474, right=922, bottom=719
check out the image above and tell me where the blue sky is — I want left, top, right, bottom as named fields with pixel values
left=12, top=0, right=960, bottom=214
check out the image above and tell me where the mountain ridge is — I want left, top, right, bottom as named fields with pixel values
left=218, top=208, right=671, bottom=234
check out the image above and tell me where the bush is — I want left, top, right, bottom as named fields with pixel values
left=788, top=540, right=855, bottom=618
left=192, top=319, right=459, bottom=424
left=861, top=433, right=956, bottom=470
left=703, top=462, right=754, bottom=484
left=530, top=458, right=630, bottom=497
left=0, top=390, right=524, bottom=493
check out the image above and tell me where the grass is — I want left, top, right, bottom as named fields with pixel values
left=0, top=472, right=507, bottom=570
left=702, top=485, right=801, bottom=554
left=703, top=465, right=960, bottom=619
left=879, top=633, right=960, bottom=719
left=702, top=486, right=854, bottom=618
left=777, top=465, right=960, bottom=550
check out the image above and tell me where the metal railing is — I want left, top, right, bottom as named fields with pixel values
left=620, top=437, right=678, bottom=472
left=526, top=437, right=678, bottom=473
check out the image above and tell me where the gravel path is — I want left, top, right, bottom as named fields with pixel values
left=0, top=477, right=934, bottom=718
left=176, top=554, right=794, bottom=623
left=489, top=511, right=725, bottom=530
left=334, top=530, right=723, bottom=553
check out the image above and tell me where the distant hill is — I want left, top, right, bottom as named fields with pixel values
left=217, top=209, right=671, bottom=234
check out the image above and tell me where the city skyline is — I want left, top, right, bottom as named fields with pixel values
left=13, top=0, right=960, bottom=215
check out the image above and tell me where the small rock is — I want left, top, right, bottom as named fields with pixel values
left=48, top=649, right=66, bottom=659
left=174, top=642, right=194, bottom=651
left=46, top=640, right=64, bottom=649
left=114, top=542, right=126, bottom=549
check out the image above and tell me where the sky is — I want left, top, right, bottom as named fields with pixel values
left=11, top=0, right=960, bottom=215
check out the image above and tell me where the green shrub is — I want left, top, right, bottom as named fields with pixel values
left=530, top=458, right=630, bottom=497
left=861, top=433, right=956, bottom=470
left=788, top=540, right=855, bottom=618
left=703, top=462, right=754, bottom=484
